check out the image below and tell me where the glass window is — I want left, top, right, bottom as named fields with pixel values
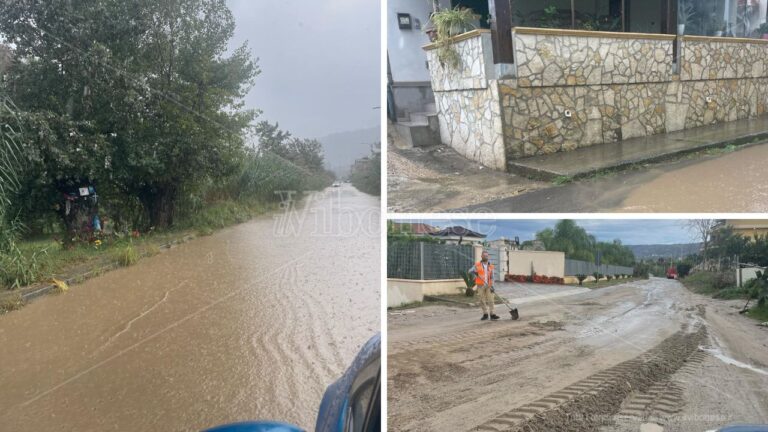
left=513, top=0, right=575, bottom=29
left=510, top=0, right=625, bottom=32
left=680, top=0, right=763, bottom=38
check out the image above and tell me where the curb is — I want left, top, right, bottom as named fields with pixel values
left=1, top=234, right=196, bottom=307
left=508, top=131, right=768, bottom=182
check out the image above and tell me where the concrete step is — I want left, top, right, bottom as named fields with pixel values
left=408, top=111, right=438, bottom=125
left=393, top=120, right=441, bottom=148
left=508, top=115, right=768, bottom=181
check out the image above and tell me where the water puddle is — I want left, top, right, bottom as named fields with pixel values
left=698, top=346, right=768, bottom=376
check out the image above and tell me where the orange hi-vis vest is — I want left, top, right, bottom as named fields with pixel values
left=475, top=261, right=494, bottom=286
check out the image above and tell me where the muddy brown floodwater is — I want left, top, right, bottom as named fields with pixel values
left=0, top=185, right=380, bottom=432
left=619, top=143, right=768, bottom=212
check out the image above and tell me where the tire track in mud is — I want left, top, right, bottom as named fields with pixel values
left=474, top=326, right=708, bottom=432
left=390, top=325, right=551, bottom=356
left=615, top=349, right=709, bottom=423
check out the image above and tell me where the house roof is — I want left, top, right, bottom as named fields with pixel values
left=431, top=226, right=486, bottom=238
left=390, top=222, right=438, bottom=235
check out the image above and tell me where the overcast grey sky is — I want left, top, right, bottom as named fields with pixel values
left=225, top=0, right=380, bottom=139
left=395, top=220, right=698, bottom=245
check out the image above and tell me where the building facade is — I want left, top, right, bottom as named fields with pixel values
left=422, top=0, right=768, bottom=169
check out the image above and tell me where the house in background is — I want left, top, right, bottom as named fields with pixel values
left=388, top=222, right=439, bottom=237
left=430, top=225, right=486, bottom=244
left=486, top=236, right=521, bottom=250
left=723, top=219, right=768, bottom=240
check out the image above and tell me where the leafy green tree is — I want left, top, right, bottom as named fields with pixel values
left=535, top=220, right=635, bottom=266
left=0, top=0, right=259, bottom=228
left=254, top=121, right=293, bottom=158
left=539, top=220, right=596, bottom=262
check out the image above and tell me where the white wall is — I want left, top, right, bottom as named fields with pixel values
left=386, top=278, right=465, bottom=307
left=737, top=267, right=766, bottom=287
left=388, top=0, right=434, bottom=83
left=507, top=250, right=566, bottom=278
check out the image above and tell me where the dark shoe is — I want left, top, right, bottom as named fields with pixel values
left=490, top=314, right=500, bottom=320
left=481, top=314, right=489, bottom=321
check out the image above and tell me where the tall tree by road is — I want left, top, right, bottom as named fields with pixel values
left=685, top=219, right=719, bottom=264
left=0, top=0, right=259, bottom=228
left=536, top=220, right=635, bottom=267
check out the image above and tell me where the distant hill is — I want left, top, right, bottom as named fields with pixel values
left=317, top=126, right=379, bottom=177
left=627, top=243, right=701, bottom=259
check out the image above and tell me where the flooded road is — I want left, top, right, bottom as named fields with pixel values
left=619, top=143, right=768, bottom=212
left=388, top=278, right=768, bottom=431
left=458, top=143, right=768, bottom=213
left=0, top=185, right=380, bottom=431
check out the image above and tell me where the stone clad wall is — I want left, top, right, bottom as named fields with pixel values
left=680, top=37, right=768, bottom=80
left=425, top=28, right=768, bottom=169
left=503, top=30, right=768, bottom=160
left=514, top=31, right=673, bottom=86
left=426, top=31, right=506, bottom=169
left=426, top=30, right=494, bottom=91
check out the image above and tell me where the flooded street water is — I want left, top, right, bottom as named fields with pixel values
left=0, top=185, right=380, bottom=431
left=619, top=143, right=768, bottom=212
left=459, top=142, right=768, bottom=213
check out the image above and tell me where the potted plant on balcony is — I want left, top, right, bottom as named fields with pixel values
left=429, top=6, right=479, bottom=68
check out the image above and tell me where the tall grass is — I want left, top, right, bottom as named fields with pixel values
left=0, top=95, right=42, bottom=289
left=234, top=152, right=332, bottom=202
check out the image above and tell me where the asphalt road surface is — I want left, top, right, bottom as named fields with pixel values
left=0, top=185, right=380, bottom=431
left=388, top=278, right=768, bottom=432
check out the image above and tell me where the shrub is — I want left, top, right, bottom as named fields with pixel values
left=682, top=271, right=735, bottom=295
left=460, top=270, right=476, bottom=296
left=114, top=245, right=139, bottom=267
left=741, top=271, right=768, bottom=312
left=505, top=274, right=563, bottom=284
left=677, top=263, right=692, bottom=278
left=0, top=245, right=45, bottom=290
left=576, top=274, right=587, bottom=286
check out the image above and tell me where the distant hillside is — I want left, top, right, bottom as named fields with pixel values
left=627, top=243, right=701, bottom=259
left=317, top=126, right=379, bottom=177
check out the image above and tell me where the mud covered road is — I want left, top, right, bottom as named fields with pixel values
left=0, top=185, right=380, bottom=431
left=388, top=278, right=768, bottom=432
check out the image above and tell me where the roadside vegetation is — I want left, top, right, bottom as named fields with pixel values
left=349, top=147, right=381, bottom=196
left=568, top=276, right=639, bottom=289
left=0, top=1, right=335, bottom=292
left=677, top=222, right=768, bottom=322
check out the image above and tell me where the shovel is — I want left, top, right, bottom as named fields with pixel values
left=492, top=289, right=519, bottom=320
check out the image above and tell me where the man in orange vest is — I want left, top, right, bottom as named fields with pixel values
left=469, top=250, right=500, bottom=321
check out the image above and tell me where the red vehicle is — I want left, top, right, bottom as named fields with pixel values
left=666, top=266, right=678, bottom=279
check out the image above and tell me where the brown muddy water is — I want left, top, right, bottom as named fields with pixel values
left=0, top=185, right=380, bottom=431
left=619, top=143, right=768, bottom=212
